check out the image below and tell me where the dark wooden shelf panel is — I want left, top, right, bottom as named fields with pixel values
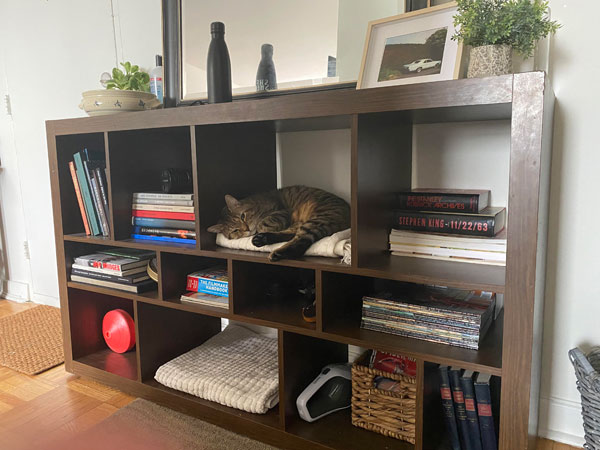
left=234, top=303, right=316, bottom=332
left=144, top=379, right=281, bottom=430
left=48, top=74, right=516, bottom=136
left=75, top=348, right=138, bottom=381
left=164, top=297, right=231, bottom=319
left=356, top=254, right=506, bottom=293
left=63, top=233, right=113, bottom=244
left=67, top=281, right=159, bottom=303
left=323, top=310, right=504, bottom=377
left=286, top=408, right=414, bottom=450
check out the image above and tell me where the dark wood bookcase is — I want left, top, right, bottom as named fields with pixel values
left=47, top=72, right=553, bottom=450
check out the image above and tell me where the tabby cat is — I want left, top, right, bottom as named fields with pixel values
left=207, top=185, right=350, bottom=261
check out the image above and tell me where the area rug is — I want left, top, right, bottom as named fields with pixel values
left=63, top=398, right=280, bottom=450
left=0, top=305, right=64, bottom=375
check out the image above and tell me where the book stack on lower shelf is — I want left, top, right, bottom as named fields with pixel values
left=390, top=189, right=506, bottom=265
left=439, top=365, right=497, bottom=450
left=131, top=192, right=196, bottom=244
left=70, top=248, right=156, bottom=293
left=180, top=266, right=229, bottom=310
left=68, top=148, right=110, bottom=237
left=361, top=285, right=496, bottom=350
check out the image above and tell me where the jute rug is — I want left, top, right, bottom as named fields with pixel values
left=63, top=398, right=280, bottom=450
left=0, top=305, right=64, bottom=375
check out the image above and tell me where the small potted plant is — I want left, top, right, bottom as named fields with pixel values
left=452, top=0, right=560, bottom=78
left=80, top=62, right=160, bottom=116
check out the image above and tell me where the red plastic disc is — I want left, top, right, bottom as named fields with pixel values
left=102, top=309, right=136, bottom=353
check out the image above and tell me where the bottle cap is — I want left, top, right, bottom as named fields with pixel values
left=211, top=22, right=225, bottom=34
left=261, top=43, right=274, bottom=57
left=155, top=54, right=163, bottom=67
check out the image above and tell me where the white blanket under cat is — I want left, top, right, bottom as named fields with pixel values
left=154, top=324, right=279, bottom=414
left=215, top=228, right=351, bottom=264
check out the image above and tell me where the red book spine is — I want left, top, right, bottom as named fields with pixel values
left=69, top=161, right=91, bottom=235
left=132, top=209, right=195, bottom=221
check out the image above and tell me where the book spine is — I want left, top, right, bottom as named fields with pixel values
left=133, top=198, right=194, bottom=206
left=132, top=226, right=196, bottom=239
left=475, top=380, right=497, bottom=450
left=131, top=217, right=196, bottom=230
left=132, top=209, right=195, bottom=221
left=83, top=159, right=105, bottom=235
left=449, top=368, right=473, bottom=450
left=131, top=203, right=194, bottom=213
left=461, top=375, right=484, bottom=450
left=186, top=276, right=228, bottom=297
left=90, top=173, right=109, bottom=236
left=397, top=193, right=480, bottom=213
left=133, top=192, right=193, bottom=200
left=393, top=210, right=496, bottom=237
left=70, top=268, right=144, bottom=285
left=68, top=161, right=91, bottom=235
left=439, top=366, right=461, bottom=450
left=95, top=167, right=110, bottom=224
left=73, top=152, right=101, bottom=235
left=131, top=233, right=197, bottom=245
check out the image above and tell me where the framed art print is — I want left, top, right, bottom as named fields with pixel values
left=357, top=3, right=462, bottom=89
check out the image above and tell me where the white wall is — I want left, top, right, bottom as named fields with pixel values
left=0, top=0, right=596, bottom=446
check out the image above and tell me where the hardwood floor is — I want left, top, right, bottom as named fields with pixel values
left=0, top=300, right=582, bottom=449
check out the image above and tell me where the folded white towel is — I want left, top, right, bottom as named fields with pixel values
left=154, top=324, right=279, bottom=414
left=215, top=228, right=351, bottom=263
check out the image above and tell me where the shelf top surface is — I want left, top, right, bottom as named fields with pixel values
left=43, top=73, right=551, bottom=136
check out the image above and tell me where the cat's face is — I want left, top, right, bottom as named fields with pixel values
left=207, top=195, right=260, bottom=239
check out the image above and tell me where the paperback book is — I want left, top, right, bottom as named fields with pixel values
left=186, top=267, right=229, bottom=297
left=180, top=291, right=229, bottom=309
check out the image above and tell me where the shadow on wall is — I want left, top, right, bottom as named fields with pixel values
left=0, top=164, right=10, bottom=294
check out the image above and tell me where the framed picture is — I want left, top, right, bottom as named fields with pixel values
left=357, top=3, right=462, bottom=89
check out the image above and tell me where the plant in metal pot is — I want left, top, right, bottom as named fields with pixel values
left=452, top=0, right=560, bottom=78
left=80, top=61, right=160, bottom=117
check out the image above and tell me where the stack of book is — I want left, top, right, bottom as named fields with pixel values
left=70, top=248, right=156, bottom=293
left=360, top=285, right=496, bottom=350
left=180, top=266, right=229, bottom=309
left=390, top=189, right=506, bottom=265
left=131, top=192, right=196, bottom=244
left=439, top=365, right=497, bottom=450
left=68, top=148, right=110, bottom=236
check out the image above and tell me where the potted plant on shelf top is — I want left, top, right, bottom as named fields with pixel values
left=80, top=62, right=161, bottom=116
left=452, top=0, right=560, bottom=78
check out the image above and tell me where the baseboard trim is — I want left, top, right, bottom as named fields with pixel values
left=31, top=292, right=59, bottom=307
left=538, top=395, right=586, bottom=447
left=0, top=280, right=30, bottom=302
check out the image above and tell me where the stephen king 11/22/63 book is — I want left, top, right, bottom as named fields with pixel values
left=396, top=189, right=490, bottom=213
left=393, top=207, right=506, bottom=237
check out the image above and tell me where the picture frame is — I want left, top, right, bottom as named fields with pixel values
left=357, top=3, right=463, bottom=89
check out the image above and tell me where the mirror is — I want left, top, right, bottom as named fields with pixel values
left=179, top=0, right=407, bottom=101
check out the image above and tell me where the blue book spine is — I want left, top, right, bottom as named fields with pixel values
left=132, top=216, right=196, bottom=230
left=474, top=375, right=497, bottom=450
left=439, top=365, right=461, bottom=450
left=449, top=367, right=472, bottom=450
left=131, top=234, right=196, bottom=245
left=73, top=152, right=100, bottom=235
left=460, top=372, right=483, bottom=450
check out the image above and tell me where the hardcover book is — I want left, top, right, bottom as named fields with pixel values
left=133, top=198, right=194, bottom=206
left=73, top=253, right=150, bottom=271
left=71, top=267, right=149, bottom=285
left=131, top=203, right=195, bottom=213
left=475, top=372, right=498, bottom=450
left=460, top=370, right=483, bottom=450
left=449, top=366, right=472, bottom=450
left=133, top=192, right=193, bottom=201
left=439, top=365, right=461, bottom=450
left=132, top=217, right=196, bottom=230
left=68, top=161, right=90, bottom=235
left=71, top=263, right=147, bottom=277
left=393, top=207, right=506, bottom=237
left=70, top=275, right=156, bottom=293
left=132, top=226, right=196, bottom=239
left=131, top=234, right=197, bottom=245
left=73, top=152, right=101, bottom=235
left=132, top=209, right=195, bottom=221
left=186, top=267, right=229, bottom=297
left=397, top=189, right=490, bottom=213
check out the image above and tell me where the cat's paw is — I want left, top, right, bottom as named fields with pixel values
left=252, top=233, right=269, bottom=247
left=268, top=250, right=284, bottom=261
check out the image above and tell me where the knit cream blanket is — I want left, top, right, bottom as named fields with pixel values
left=154, top=324, right=279, bottom=414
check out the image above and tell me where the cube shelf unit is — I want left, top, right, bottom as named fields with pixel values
left=47, top=72, right=553, bottom=450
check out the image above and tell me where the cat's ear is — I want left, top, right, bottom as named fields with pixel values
left=207, top=224, right=224, bottom=233
left=225, top=194, right=241, bottom=213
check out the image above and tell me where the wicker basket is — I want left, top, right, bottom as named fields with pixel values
left=351, top=351, right=417, bottom=443
left=569, top=347, right=600, bottom=450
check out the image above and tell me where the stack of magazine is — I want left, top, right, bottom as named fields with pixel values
left=361, top=286, right=497, bottom=350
